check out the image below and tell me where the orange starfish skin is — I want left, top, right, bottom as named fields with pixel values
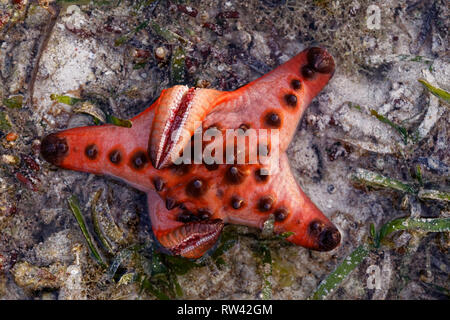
left=41, top=47, right=340, bottom=259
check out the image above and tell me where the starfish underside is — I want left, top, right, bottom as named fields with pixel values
left=41, top=47, right=341, bottom=259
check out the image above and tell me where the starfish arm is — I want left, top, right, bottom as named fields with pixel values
left=203, top=47, right=335, bottom=152
left=40, top=104, right=157, bottom=192
left=216, top=154, right=340, bottom=251
left=147, top=191, right=224, bottom=259
left=270, top=154, right=340, bottom=251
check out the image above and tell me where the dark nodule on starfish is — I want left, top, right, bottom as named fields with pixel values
left=225, top=165, right=248, bottom=185
left=301, top=65, right=315, bottom=79
left=130, top=151, right=148, bottom=170
left=186, top=178, right=208, bottom=198
left=204, top=162, right=219, bottom=171
left=239, top=123, right=250, bottom=132
left=284, top=94, right=297, bottom=107
left=308, top=220, right=341, bottom=251
left=109, top=150, right=122, bottom=165
left=166, top=197, right=177, bottom=210
left=274, top=208, right=288, bottom=222
left=40, top=133, right=69, bottom=166
left=291, top=79, right=301, bottom=90
left=258, top=196, right=274, bottom=212
left=85, top=144, right=98, bottom=160
left=153, top=177, right=165, bottom=192
left=265, top=111, right=281, bottom=128
left=231, top=196, right=244, bottom=209
left=170, top=162, right=191, bottom=175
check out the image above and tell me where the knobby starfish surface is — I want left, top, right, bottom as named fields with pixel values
left=41, top=47, right=341, bottom=259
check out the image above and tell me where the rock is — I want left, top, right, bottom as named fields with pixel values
left=34, top=230, right=74, bottom=265
left=12, top=261, right=65, bottom=291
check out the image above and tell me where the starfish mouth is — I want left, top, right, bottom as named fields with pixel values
left=150, top=86, right=197, bottom=169
left=40, top=133, right=69, bottom=166
left=158, top=219, right=224, bottom=259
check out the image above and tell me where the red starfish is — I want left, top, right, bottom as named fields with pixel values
left=41, top=47, right=340, bottom=259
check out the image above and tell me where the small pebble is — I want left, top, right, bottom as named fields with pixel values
left=155, top=47, right=167, bottom=60
left=6, top=132, right=18, bottom=141
left=196, top=79, right=211, bottom=88
left=2, top=154, right=19, bottom=165
left=327, top=184, right=335, bottom=194
left=376, top=158, right=384, bottom=169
